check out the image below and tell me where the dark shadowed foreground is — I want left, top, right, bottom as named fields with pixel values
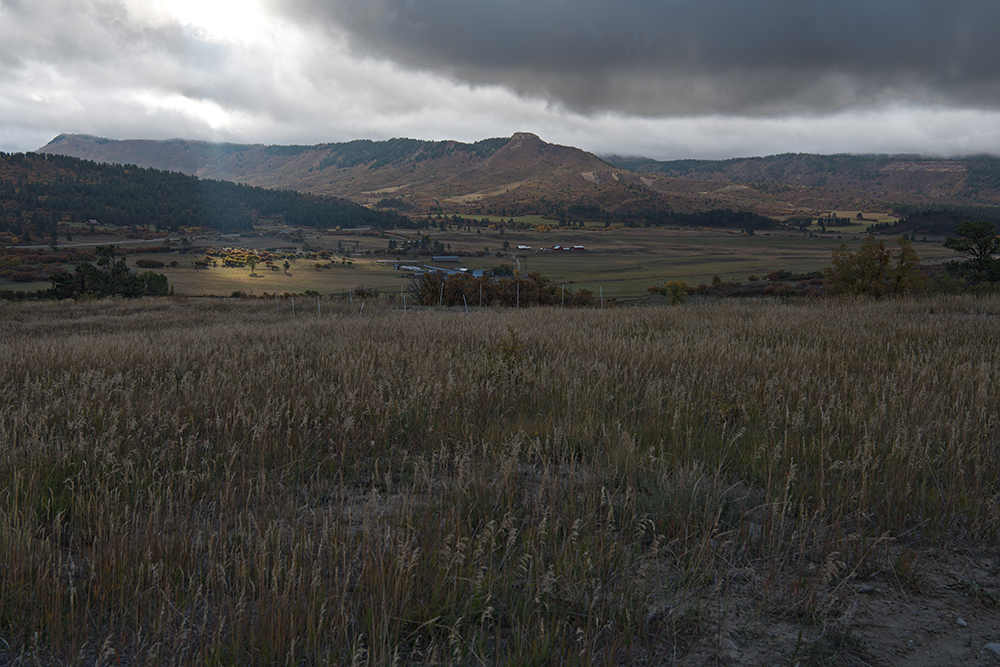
left=1, top=297, right=998, bottom=665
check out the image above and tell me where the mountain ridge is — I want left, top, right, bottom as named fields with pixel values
left=38, top=133, right=1000, bottom=219
left=40, top=132, right=671, bottom=218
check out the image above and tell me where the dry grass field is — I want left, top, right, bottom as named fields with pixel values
left=2, top=297, right=999, bottom=665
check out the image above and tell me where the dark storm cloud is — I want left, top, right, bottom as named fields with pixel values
left=277, top=0, right=1000, bottom=114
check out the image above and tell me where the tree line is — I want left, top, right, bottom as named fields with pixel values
left=884, top=204, right=1000, bottom=236
left=0, top=152, right=407, bottom=236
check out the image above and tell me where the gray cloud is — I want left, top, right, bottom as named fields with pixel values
left=4, top=0, right=1000, bottom=159
left=1, top=1, right=216, bottom=96
left=0, top=0, right=313, bottom=143
left=277, top=0, right=1000, bottom=114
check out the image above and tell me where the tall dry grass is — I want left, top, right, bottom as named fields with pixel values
left=1, top=295, right=998, bottom=664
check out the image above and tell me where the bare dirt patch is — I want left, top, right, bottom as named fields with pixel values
left=637, top=545, right=1000, bottom=666
left=444, top=180, right=526, bottom=204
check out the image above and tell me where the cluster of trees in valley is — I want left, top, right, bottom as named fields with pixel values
left=48, top=245, right=170, bottom=299
left=0, top=245, right=169, bottom=301
left=640, top=207, right=778, bottom=229
left=524, top=201, right=779, bottom=229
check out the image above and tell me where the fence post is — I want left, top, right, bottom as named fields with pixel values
left=600, top=287, right=604, bottom=309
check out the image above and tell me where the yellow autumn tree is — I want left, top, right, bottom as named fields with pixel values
left=825, top=236, right=921, bottom=297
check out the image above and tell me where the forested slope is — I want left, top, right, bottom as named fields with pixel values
left=0, top=151, right=406, bottom=239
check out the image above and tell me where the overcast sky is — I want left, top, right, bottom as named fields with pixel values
left=3, top=0, right=1000, bottom=159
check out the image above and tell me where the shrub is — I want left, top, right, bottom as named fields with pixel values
left=137, top=271, right=169, bottom=296
left=665, top=280, right=690, bottom=305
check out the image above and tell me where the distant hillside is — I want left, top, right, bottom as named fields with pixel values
left=0, top=151, right=406, bottom=240
left=604, top=153, right=1000, bottom=208
left=39, top=133, right=688, bottom=220
left=40, top=133, right=1000, bottom=222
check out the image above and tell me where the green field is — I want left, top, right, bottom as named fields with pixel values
left=2, top=225, right=958, bottom=298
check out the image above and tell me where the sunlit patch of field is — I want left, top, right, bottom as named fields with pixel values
left=160, top=259, right=406, bottom=296
left=1, top=296, right=998, bottom=664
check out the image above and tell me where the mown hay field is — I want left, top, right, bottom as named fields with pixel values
left=1, top=296, right=998, bottom=665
